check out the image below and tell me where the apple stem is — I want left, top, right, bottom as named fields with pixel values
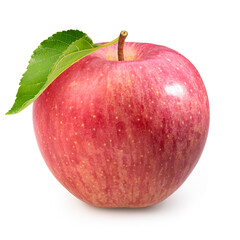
left=118, top=30, right=128, bottom=61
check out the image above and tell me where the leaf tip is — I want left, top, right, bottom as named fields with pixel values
left=5, top=108, right=15, bottom=115
left=5, top=111, right=11, bottom=115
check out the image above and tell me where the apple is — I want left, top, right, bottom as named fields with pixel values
left=33, top=39, right=209, bottom=208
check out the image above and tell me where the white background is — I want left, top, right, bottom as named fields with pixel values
left=1, top=0, right=239, bottom=239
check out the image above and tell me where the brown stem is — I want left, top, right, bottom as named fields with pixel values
left=118, top=30, right=128, bottom=61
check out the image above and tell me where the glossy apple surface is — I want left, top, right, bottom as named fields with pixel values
left=33, top=42, right=209, bottom=208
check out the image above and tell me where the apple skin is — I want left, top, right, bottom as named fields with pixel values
left=33, top=42, right=209, bottom=208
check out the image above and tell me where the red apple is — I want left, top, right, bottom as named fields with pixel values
left=33, top=42, right=209, bottom=208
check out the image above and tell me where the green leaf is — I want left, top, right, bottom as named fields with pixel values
left=6, top=30, right=119, bottom=114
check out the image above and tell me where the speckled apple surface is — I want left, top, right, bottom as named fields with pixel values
left=33, top=42, right=210, bottom=208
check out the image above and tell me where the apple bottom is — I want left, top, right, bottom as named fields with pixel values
left=33, top=109, right=207, bottom=208
left=38, top=139, right=204, bottom=208
left=53, top=156, right=200, bottom=209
